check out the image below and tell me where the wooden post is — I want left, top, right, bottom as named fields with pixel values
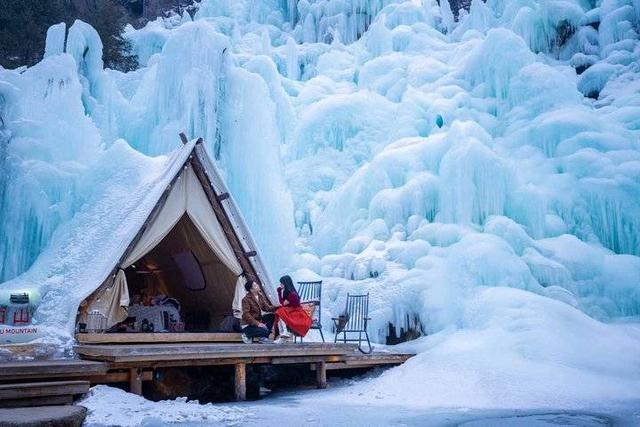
left=129, top=368, right=142, bottom=395
left=234, top=363, right=246, bottom=401
left=315, top=361, right=327, bottom=389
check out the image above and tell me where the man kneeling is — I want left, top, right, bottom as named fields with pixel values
left=241, top=280, right=277, bottom=343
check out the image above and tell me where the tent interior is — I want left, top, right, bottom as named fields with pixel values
left=122, top=214, right=238, bottom=332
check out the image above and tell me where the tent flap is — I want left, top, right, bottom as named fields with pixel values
left=85, top=269, right=130, bottom=327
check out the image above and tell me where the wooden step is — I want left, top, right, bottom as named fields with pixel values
left=0, top=381, right=90, bottom=402
left=0, top=360, right=107, bottom=382
left=0, top=395, right=73, bottom=408
left=0, top=405, right=87, bottom=424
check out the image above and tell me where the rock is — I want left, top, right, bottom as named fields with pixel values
left=0, top=405, right=86, bottom=427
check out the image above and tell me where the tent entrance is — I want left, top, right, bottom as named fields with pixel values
left=122, top=214, right=238, bottom=333
left=77, top=164, right=250, bottom=335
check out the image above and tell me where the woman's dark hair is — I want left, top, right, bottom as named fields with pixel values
left=279, top=275, right=296, bottom=298
left=244, top=280, right=255, bottom=292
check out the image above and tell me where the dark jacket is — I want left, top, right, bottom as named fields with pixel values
left=277, top=287, right=301, bottom=308
left=241, top=292, right=276, bottom=327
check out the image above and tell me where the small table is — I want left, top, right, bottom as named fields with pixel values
left=127, top=305, right=180, bottom=332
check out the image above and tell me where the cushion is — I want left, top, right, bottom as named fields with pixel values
left=301, top=302, right=316, bottom=320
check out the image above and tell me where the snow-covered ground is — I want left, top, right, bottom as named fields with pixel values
left=2, top=0, right=640, bottom=420
left=79, top=288, right=640, bottom=425
left=81, top=380, right=640, bottom=427
left=80, top=288, right=640, bottom=425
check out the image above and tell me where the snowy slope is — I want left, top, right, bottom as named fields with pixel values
left=1, top=0, right=640, bottom=409
left=0, top=139, right=194, bottom=347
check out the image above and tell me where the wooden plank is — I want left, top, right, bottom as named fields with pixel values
left=270, top=355, right=341, bottom=365
left=0, top=360, right=108, bottom=381
left=129, top=368, right=142, bottom=395
left=324, top=362, right=355, bottom=370
left=342, top=353, right=414, bottom=361
left=0, top=381, right=89, bottom=400
left=76, top=342, right=356, bottom=355
left=324, top=362, right=404, bottom=370
left=315, top=361, right=327, bottom=389
left=103, top=357, right=272, bottom=370
left=76, top=333, right=242, bottom=345
left=104, top=349, right=346, bottom=364
left=310, top=352, right=415, bottom=371
left=234, top=363, right=246, bottom=401
left=0, top=395, right=73, bottom=408
left=87, top=370, right=153, bottom=384
left=344, top=356, right=413, bottom=365
left=342, top=360, right=408, bottom=367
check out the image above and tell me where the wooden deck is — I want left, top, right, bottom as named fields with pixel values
left=0, top=342, right=414, bottom=405
left=73, top=342, right=413, bottom=400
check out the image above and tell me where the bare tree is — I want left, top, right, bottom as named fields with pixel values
left=0, top=0, right=137, bottom=71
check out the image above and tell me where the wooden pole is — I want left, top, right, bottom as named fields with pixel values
left=129, top=368, right=142, bottom=395
left=315, top=361, right=327, bottom=389
left=234, top=363, right=246, bottom=401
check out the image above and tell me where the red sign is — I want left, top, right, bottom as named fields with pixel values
left=12, top=308, right=30, bottom=325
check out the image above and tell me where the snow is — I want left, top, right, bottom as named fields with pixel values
left=80, top=294, right=640, bottom=423
left=80, top=288, right=640, bottom=419
left=327, top=287, right=640, bottom=409
left=0, top=140, right=192, bottom=347
left=1, top=0, right=640, bottom=416
left=81, top=385, right=249, bottom=426
left=80, top=380, right=640, bottom=426
left=66, top=20, right=104, bottom=98
left=0, top=53, right=103, bottom=285
left=125, top=19, right=171, bottom=68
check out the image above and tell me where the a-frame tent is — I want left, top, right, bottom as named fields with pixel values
left=78, top=135, right=275, bottom=334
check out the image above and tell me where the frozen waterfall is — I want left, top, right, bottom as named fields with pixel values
left=0, top=0, right=639, bottom=369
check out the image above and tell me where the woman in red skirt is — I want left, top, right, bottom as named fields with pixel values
left=274, top=275, right=312, bottom=343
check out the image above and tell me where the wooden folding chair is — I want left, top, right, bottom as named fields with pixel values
left=295, top=280, right=325, bottom=342
left=333, top=293, right=372, bottom=354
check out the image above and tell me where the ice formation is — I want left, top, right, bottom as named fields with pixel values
left=1, top=0, right=640, bottom=407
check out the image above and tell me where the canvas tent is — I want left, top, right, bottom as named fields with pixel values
left=77, top=136, right=276, bottom=334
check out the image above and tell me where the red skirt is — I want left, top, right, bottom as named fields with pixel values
left=275, top=306, right=312, bottom=337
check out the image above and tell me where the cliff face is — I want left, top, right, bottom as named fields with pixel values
left=118, top=1, right=473, bottom=27
left=445, top=0, right=473, bottom=18
left=141, top=0, right=191, bottom=21
left=118, top=0, right=193, bottom=24
left=70, top=0, right=192, bottom=26
left=126, top=0, right=473, bottom=25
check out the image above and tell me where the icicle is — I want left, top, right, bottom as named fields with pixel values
left=44, top=22, right=66, bottom=58
left=440, top=0, right=455, bottom=34
left=285, top=36, right=299, bottom=80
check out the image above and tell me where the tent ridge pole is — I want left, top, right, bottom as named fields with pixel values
left=188, top=154, right=265, bottom=292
